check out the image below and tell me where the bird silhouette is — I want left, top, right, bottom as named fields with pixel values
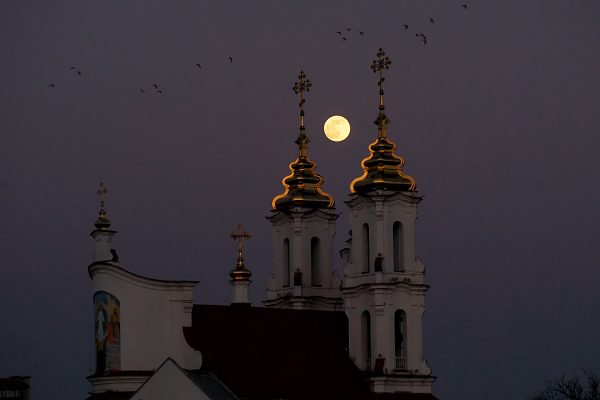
left=157, top=89, right=163, bottom=94
left=346, top=28, right=351, bottom=31
left=403, top=24, right=409, bottom=30
left=359, top=31, right=364, bottom=35
left=342, top=37, right=347, bottom=41
left=152, top=83, right=158, bottom=89
left=416, top=33, right=427, bottom=45
left=77, top=70, right=82, bottom=75
left=461, top=4, right=467, bottom=9
left=196, top=63, right=202, bottom=69
left=140, top=88, right=145, bottom=94
left=228, top=56, right=233, bottom=63
left=69, top=66, right=75, bottom=70
left=429, top=17, right=435, bottom=24
left=336, top=31, right=342, bottom=35
left=48, top=83, right=55, bottom=88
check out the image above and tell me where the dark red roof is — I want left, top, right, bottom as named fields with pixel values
left=184, top=305, right=438, bottom=400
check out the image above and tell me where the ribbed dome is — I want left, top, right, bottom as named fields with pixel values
left=350, top=48, right=416, bottom=194
left=272, top=71, right=334, bottom=211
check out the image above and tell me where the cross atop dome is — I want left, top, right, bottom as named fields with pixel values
left=350, top=48, right=416, bottom=193
left=94, top=182, right=112, bottom=230
left=271, top=71, right=334, bottom=210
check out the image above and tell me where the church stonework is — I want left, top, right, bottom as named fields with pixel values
left=85, top=51, right=437, bottom=400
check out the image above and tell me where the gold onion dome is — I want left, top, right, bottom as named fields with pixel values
left=94, top=182, right=112, bottom=229
left=272, top=71, right=334, bottom=210
left=350, top=48, right=416, bottom=194
left=229, top=225, right=252, bottom=282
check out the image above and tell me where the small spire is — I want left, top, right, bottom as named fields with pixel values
left=370, top=48, right=392, bottom=137
left=229, top=224, right=252, bottom=282
left=271, top=71, right=334, bottom=210
left=94, top=182, right=111, bottom=229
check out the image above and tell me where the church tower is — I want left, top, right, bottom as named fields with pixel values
left=341, top=49, right=434, bottom=394
left=265, top=71, right=342, bottom=311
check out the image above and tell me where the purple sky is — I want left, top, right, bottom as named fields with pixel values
left=1, top=1, right=600, bottom=399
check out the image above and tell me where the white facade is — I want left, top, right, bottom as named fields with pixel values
left=264, top=207, right=342, bottom=311
left=341, top=190, right=433, bottom=393
left=88, top=227, right=202, bottom=395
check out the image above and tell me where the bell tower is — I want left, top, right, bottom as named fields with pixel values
left=341, top=49, right=434, bottom=394
left=265, top=71, right=342, bottom=311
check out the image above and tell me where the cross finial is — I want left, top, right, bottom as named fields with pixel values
left=97, top=182, right=108, bottom=214
left=370, top=48, right=391, bottom=111
left=292, top=70, right=312, bottom=132
left=230, top=224, right=251, bottom=266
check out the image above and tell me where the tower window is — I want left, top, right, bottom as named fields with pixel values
left=310, top=237, right=321, bottom=286
left=361, top=223, right=370, bottom=273
left=283, top=238, right=290, bottom=287
left=361, top=311, right=372, bottom=370
left=394, top=310, right=407, bottom=370
left=393, top=222, right=404, bottom=272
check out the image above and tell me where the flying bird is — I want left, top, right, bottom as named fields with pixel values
left=228, top=56, right=233, bottom=63
left=196, top=63, right=202, bottom=69
left=346, top=28, right=351, bottom=31
left=69, top=66, right=75, bottom=70
left=48, top=83, right=55, bottom=88
left=77, top=70, right=82, bottom=75
left=342, top=37, right=347, bottom=41
left=416, top=33, right=427, bottom=45
left=140, top=88, right=145, bottom=94
left=461, top=4, right=467, bottom=9
left=403, top=24, right=408, bottom=30
left=359, top=31, right=364, bottom=35
left=152, top=83, right=158, bottom=89
left=157, top=89, right=163, bottom=94
left=429, top=17, right=435, bottom=24
left=336, top=31, right=342, bottom=35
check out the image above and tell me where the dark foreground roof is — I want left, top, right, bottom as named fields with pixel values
left=184, top=304, right=437, bottom=400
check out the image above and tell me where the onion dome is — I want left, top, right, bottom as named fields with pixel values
left=272, top=71, right=335, bottom=210
left=350, top=49, right=416, bottom=194
left=94, top=182, right=112, bottom=229
left=229, top=224, right=252, bottom=282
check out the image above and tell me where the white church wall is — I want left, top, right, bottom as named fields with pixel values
left=90, top=264, right=201, bottom=372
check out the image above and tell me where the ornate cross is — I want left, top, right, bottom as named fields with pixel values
left=292, top=70, right=312, bottom=131
left=97, top=182, right=108, bottom=212
left=370, top=48, right=391, bottom=111
left=230, top=224, right=251, bottom=254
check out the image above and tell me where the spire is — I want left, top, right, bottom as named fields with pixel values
left=272, top=71, right=335, bottom=210
left=350, top=48, right=416, bottom=194
left=229, top=224, right=252, bottom=282
left=94, top=182, right=112, bottom=230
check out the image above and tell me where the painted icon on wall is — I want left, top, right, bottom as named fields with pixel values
left=94, top=291, right=121, bottom=373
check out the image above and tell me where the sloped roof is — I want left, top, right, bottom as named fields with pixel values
left=184, top=305, right=438, bottom=400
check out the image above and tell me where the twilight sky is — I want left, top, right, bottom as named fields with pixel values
left=1, top=1, right=600, bottom=399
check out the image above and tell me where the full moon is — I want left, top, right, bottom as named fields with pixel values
left=324, top=115, right=351, bottom=142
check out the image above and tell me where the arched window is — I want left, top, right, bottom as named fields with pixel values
left=361, top=223, right=370, bottom=273
left=310, top=237, right=321, bottom=286
left=393, top=222, right=404, bottom=272
left=283, top=238, right=290, bottom=287
left=361, top=311, right=372, bottom=370
left=394, top=310, right=407, bottom=370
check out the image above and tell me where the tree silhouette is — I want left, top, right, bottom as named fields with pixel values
left=531, top=371, right=600, bottom=400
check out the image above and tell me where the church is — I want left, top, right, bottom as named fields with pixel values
left=87, top=48, right=438, bottom=400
